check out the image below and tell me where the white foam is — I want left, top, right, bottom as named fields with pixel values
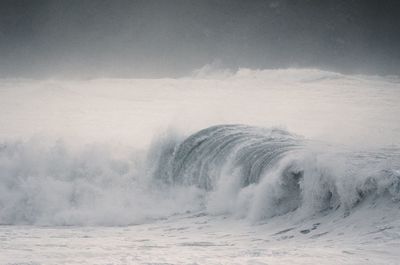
left=0, top=68, right=399, bottom=226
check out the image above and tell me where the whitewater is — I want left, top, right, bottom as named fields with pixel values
left=0, top=68, right=400, bottom=264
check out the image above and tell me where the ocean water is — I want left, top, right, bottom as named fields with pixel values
left=0, top=69, right=399, bottom=264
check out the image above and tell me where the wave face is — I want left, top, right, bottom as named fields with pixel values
left=152, top=125, right=302, bottom=189
left=0, top=124, right=399, bottom=226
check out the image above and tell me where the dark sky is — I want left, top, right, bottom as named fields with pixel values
left=1, top=0, right=400, bottom=78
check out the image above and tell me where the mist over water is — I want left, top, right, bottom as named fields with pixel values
left=0, top=68, right=399, bottom=226
left=1, top=68, right=399, bottom=146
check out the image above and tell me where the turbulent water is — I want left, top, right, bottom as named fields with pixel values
left=1, top=123, right=399, bottom=226
left=0, top=69, right=400, bottom=264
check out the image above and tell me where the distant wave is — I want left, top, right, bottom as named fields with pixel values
left=0, top=125, right=399, bottom=225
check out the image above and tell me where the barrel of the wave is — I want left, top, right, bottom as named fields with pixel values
left=154, top=124, right=303, bottom=190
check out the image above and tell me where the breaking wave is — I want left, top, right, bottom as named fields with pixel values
left=150, top=125, right=400, bottom=221
left=0, top=125, right=399, bottom=225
